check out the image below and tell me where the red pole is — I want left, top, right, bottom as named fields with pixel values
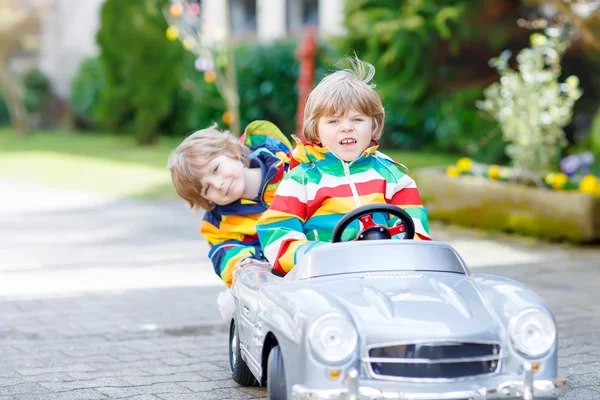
left=294, top=25, right=317, bottom=143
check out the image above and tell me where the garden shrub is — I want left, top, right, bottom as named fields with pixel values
left=96, top=0, right=186, bottom=143
left=70, top=56, right=105, bottom=129
left=23, top=68, right=51, bottom=114
left=0, top=68, right=51, bottom=128
left=337, top=0, right=516, bottom=159
left=0, top=87, right=9, bottom=127
left=178, top=38, right=337, bottom=138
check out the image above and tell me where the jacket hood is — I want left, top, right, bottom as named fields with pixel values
left=290, top=134, right=379, bottom=166
left=242, top=120, right=293, bottom=155
left=312, top=273, right=503, bottom=343
left=289, top=135, right=410, bottom=175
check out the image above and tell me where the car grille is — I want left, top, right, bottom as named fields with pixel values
left=366, top=342, right=501, bottom=379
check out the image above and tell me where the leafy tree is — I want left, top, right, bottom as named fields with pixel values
left=337, top=0, right=518, bottom=160
left=96, top=0, right=186, bottom=143
left=177, top=39, right=336, bottom=138
left=0, top=0, right=39, bottom=134
left=70, top=57, right=106, bottom=129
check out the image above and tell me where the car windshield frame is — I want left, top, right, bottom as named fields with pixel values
left=292, top=241, right=468, bottom=280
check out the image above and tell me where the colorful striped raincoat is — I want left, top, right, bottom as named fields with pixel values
left=256, top=137, right=431, bottom=275
left=200, top=121, right=292, bottom=287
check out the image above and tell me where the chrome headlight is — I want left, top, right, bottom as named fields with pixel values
left=308, top=314, right=357, bottom=364
left=509, top=308, right=556, bottom=357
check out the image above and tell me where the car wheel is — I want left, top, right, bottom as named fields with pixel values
left=229, top=319, right=258, bottom=386
left=267, top=345, right=287, bottom=400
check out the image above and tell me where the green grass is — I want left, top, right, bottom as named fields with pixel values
left=0, top=128, right=458, bottom=199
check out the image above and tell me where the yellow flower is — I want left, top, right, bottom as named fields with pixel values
left=204, top=70, right=217, bottom=84
left=544, top=173, right=556, bottom=185
left=183, top=36, right=196, bottom=50
left=446, top=166, right=461, bottom=178
left=579, top=174, right=597, bottom=194
left=456, top=157, right=472, bottom=172
left=488, top=165, right=501, bottom=179
left=530, top=33, right=548, bottom=47
left=166, top=26, right=180, bottom=41
left=566, top=75, right=579, bottom=88
left=222, top=111, right=234, bottom=126
left=552, top=173, right=568, bottom=190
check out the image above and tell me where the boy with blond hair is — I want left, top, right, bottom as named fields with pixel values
left=256, top=58, right=431, bottom=275
left=169, top=120, right=292, bottom=287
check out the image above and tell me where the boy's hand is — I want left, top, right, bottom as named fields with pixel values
left=232, top=258, right=271, bottom=284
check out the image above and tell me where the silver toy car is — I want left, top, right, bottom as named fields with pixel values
left=228, top=204, right=566, bottom=400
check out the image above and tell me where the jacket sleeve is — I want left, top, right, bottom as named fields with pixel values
left=256, top=167, right=326, bottom=275
left=201, top=219, right=263, bottom=287
left=386, top=168, right=432, bottom=240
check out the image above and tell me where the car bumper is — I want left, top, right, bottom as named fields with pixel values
left=292, top=362, right=566, bottom=400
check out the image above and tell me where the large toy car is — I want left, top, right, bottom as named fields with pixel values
left=228, top=204, right=566, bottom=400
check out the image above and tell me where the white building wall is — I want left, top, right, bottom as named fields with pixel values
left=39, top=0, right=105, bottom=99
left=38, top=0, right=346, bottom=99
left=318, top=0, right=345, bottom=38
left=203, top=0, right=228, bottom=39
left=257, top=0, right=286, bottom=41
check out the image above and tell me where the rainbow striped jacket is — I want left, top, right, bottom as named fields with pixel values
left=200, top=121, right=292, bottom=287
left=256, top=138, right=431, bottom=275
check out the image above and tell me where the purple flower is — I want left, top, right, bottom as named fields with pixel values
left=194, top=57, right=214, bottom=72
left=560, top=155, right=581, bottom=176
left=580, top=151, right=594, bottom=165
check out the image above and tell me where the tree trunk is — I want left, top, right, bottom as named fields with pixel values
left=0, top=6, right=40, bottom=135
left=222, top=0, right=240, bottom=137
left=0, top=58, right=29, bottom=135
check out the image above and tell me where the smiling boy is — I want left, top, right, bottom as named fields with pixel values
left=169, top=121, right=292, bottom=287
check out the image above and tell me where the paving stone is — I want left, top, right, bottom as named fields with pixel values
left=96, top=382, right=192, bottom=398
left=1, top=181, right=600, bottom=399
left=16, top=388, right=109, bottom=399
left=38, top=377, right=130, bottom=392
left=121, top=373, right=210, bottom=386
left=0, top=382, right=51, bottom=396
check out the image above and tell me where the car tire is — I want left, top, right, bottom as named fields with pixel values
left=267, top=345, right=287, bottom=400
left=229, top=319, right=258, bottom=386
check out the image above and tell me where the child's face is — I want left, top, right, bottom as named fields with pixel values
left=199, top=154, right=246, bottom=206
left=317, top=108, right=374, bottom=162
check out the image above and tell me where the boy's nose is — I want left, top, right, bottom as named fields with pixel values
left=340, top=120, right=353, bottom=132
left=208, top=176, right=224, bottom=190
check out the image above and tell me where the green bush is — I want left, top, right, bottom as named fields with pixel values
left=177, top=39, right=337, bottom=137
left=423, top=88, right=504, bottom=163
left=0, top=87, right=9, bottom=127
left=90, top=0, right=337, bottom=140
left=70, top=56, right=106, bottom=129
left=0, top=68, right=51, bottom=128
left=23, top=68, right=51, bottom=114
left=96, top=0, right=186, bottom=143
left=336, top=0, right=510, bottom=161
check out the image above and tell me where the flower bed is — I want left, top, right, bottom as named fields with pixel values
left=413, top=160, right=600, bottom=243
left=446, top=156, right=600, bottom=194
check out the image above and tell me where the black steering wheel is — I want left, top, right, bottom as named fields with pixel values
left=331, top=204, right=415, bottom=243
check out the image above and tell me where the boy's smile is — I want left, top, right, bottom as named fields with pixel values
left=199, top=155, right=246, bottom=206
left=317, top=108, right=374, bottom=162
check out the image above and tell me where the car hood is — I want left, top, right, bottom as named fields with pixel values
left=311, top=272, right=504, bottom=343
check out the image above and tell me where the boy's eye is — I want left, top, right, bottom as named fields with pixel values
left=204, top=185, right=210, bottom=195
left=353, top=118, right=363, bottom=122
left=213, top=165, right=219, bottom=174
left=328, top=119, right=339, bottom=124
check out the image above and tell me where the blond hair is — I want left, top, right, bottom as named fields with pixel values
left=168, top=124, right=250, bottom=213
left=302, top=57, right=385, bottom=143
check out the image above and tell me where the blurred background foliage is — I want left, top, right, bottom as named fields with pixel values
left=1, top=0, right=599, bottom=166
